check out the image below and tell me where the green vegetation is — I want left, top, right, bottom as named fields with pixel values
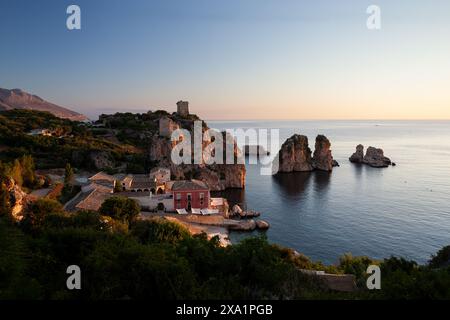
left=1, top=110, right=450, bottom=300
left=429, top=246, right=450, bottom=269
left=0, top=109, right=203, bottom=174
left=99, top=110, right=201, bottom=145
left=58, top=163, right=80, bottom=204
left=1, top=199, right=450, bottom=299
left=0, top=109, right=143, bottom=171
left=0, top=155, right=39, bottom=190
left=63, top=163, right=74, bottom=188
left=99, top=196, right=140, bottom=224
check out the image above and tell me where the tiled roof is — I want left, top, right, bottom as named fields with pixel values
left=65, top=183, right=112, bottom=212
left=75, top=189, right=111, bottom=211
left=171, top=179, right=209, bottom=191
left=89, top=171, right=115, bottom=182
left=130, top=174, right=156, bottom=189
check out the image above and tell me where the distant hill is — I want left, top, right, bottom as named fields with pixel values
left=0, top=88, right=87, bottom=121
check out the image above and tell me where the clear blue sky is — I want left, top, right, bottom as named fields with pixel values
left=1, top=0, right=450, bottom=120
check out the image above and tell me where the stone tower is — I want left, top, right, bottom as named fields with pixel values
left=176, top=100, right=189, bottom=117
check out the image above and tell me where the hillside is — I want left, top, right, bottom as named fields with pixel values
left=0, top=109, right=144, bottom=171
left=0, top=88, right=87, bottom=121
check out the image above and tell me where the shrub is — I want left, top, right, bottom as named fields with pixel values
left=99, top=196, right=140, bottom=224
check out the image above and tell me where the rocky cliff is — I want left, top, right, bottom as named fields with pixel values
left=149, top=122, right=245, bottom=191
left=274, top=134, right=337, bottom=173
left=3, top=177, right=28, bottom=221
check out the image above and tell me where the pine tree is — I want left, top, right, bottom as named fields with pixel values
left=63, top=163, right=75, bottom=196
left=20, top=155, right=36, bottom=188
left=10, top=160, right=23, bottom=187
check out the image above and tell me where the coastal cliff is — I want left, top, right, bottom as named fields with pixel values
left=91, top=106, right=246, bottom=190
left=149, top=120, right=245, bottom=191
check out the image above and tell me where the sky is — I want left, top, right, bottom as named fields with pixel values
left=1, top=0, right=450, bottom=120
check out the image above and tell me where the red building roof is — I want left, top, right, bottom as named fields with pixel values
left=171, top=179, right=209, bottom=191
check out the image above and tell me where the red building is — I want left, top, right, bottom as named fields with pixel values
left=171, top=180, right=210, bottom=211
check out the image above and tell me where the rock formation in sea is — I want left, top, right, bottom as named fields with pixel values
left=231, top=204, right=243, bottom=216
left=312, top=135, right=334, bottom=171
left=363, top=146, right=392, bottom=168
left=349, top=144, right=364, bottom=163
left=349, top=144, right=393, bottom=168
left=276, top=134, right=313, bottom=173
left=255, top=220, right=270, bottom=230
left=274, top=134, right=337, bottom=173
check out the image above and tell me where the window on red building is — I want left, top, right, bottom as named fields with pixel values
left=200, top=193, right=204, bottom=206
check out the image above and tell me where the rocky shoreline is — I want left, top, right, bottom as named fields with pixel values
left=143, top=212, right=270, bottom=247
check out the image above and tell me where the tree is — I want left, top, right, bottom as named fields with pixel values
left=64, top=163, right=74, bottom=187
left=62, top=163, right=75, bottom=198
left=99, top=196, right=140, bottom=223
left=20, top=155, right=36, bottom=188
left=10, top=159, right=22, bottom=187
left=429, top=246, right=450, bottom=269
left=131, top=218, right=190, bottom=244
left=21, top=198, right=64, bottom=231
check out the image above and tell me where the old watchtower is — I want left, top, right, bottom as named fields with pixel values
left=176, top=100, right=189, bottom=117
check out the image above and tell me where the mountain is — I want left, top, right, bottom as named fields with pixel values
left=0, top=88, right=87, bottom=121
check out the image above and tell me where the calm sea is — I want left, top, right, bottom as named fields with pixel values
left=208, top=120, right=450, bottom=265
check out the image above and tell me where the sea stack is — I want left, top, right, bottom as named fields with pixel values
left=312, top=135, right=334, bottom=171
left=349, top=144, right=365, bottom=163
left=363, top=146, right=392, bottom=168
left=275, top=134, right=313, bottom=173
left=349, top=145, right=393, bottom=168
left=273, top=134, right=337, bottom=173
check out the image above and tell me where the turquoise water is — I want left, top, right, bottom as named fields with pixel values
left=208, top=120, right=450, bottom=265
